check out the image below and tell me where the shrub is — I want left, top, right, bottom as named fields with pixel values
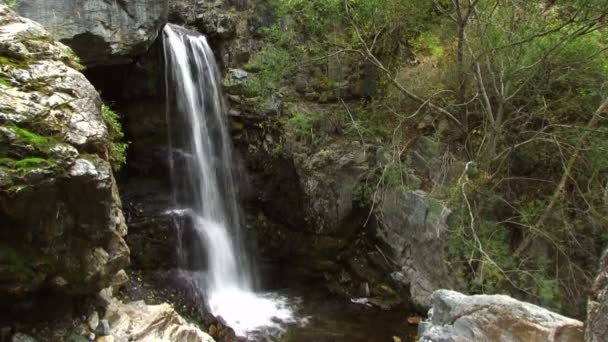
left=101, top=105, right=128, bottom=171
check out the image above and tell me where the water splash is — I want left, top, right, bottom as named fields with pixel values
left=162, top=24, right=294, bottom=336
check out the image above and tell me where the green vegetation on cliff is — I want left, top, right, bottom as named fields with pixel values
left=102, top=104, right=128, bottom=171
left=249, top=0, right=608, bottom=316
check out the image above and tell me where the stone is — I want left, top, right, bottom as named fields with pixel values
left=295, top=77, right=309, bottom=93
left=103, top=296, right=215, bottom=342
left=419, top=290, right=584, bottom=342
left=0, top=6, right=129, bottom=300
left=586, top=247, right=608, bottom=341
left=87, top=311, right=100, bottom=331
left=110, top=270, right=129, bottom=292
left=377, top=189, right=451, bottom=309
left=95, top=320, right=110, bottom=336
left=230, top=68, right=249, bottom=80
left=8, top=0, right=169, bottom=66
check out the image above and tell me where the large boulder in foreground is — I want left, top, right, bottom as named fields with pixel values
left=5, top=0, right=168, bottom=66
left=420, top=290, right=584, bottom=342
left=102, top=292, right=215, bottom=342
left=0, top=5, right=128, bottom=298
left=586, top=247, right=608, bottom=341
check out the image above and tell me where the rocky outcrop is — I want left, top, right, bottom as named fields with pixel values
left=0, top=5, right=128, bottom=298
left=289, top=138, right=372, bottom=234
left=376, top=188, right=451, bottom=309
left=169, top=0, right=248, bottom=38
left=7, top=0, right=168, bottom=66
left=419, top=290, right=584, bottom=342
left=102, top=292, right=215, bottom=342
left=586, top=247, right=608, bottom=341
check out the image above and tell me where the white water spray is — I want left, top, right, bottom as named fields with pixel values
left=163, top=24, right=293, bottom=336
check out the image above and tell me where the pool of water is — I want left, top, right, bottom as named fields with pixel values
left=248, top=287, right=419, bottom=342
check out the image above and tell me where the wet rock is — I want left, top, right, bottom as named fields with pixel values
left=419, top=290, right=584, bottom=342
left=9, top=0, right=169, bottom=66
left=377, top=189, right=451, bottom=309
left=586, top=247, right=608, bottom=341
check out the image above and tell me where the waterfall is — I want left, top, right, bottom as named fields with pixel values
left=162, top=24, right=293, bottom=336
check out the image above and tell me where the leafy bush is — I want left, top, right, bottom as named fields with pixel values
left=101, top=105, right=128, bottom=171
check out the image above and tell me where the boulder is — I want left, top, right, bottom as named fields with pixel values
left=7, top=0, right=168, bottom=66
left=103, top=296, right=215, bottom=342
left=377, top=188, right=451, bottom=309
left=586, top=247, right=608, bottom=341
left=0, top=6, right=128, bottom=298
left=419, top=290, right=584, bottom=342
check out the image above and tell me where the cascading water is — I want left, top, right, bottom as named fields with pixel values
left=162, top=24, right=293, bottom=336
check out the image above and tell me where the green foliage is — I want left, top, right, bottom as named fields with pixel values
left=0, top=244, right=35, bottom=282
left=244, top=47, right=293, bottom=97
left=284, top=109, right=318, bottom=134
left=411, top=31, right=445, bottom=59
left=101, top=105, right=128, bottom=171
left=0, top=56, right=29, bottom=69
left=14, top=157, right=52, bottom=169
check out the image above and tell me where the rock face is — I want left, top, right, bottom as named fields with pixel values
left=419, top=290, right=584, bottom=342
left=103, top=295, right=215, bottom=342
left=6, top=0, right=168, bottom=66
left=377, top=188, right=451, bottom=309
left=289, top=138, right=372, bottom=234
left=0, top=6, right=128, bottom=298
left=586, top=247, right=608, bottom=342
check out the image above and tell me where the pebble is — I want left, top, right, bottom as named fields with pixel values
left=95, top=320, right=110, bottom=336
left=88, top=333, right=95, bottom=341
left=95, top=336, right=114, bottom=342
left=87, top=312, right=99, bottom=331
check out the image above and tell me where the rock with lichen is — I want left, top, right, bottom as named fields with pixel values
left=0, top=5, right=128, bottom=300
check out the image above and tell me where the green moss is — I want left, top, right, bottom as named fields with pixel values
left=9, top=125, right=49, bottom=147
left=0, top=157, right=16, bottom=167
left=0, top=55, right=29, bottom=69
left=0, top=245, right=36, bottom=282
left=0, top=77, right=10, bottom=86
left=102, top=105, right=128, bottom=171
left=27, top=35, right=53, bottom=43
left=14, top=157, right=52, bottom=169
